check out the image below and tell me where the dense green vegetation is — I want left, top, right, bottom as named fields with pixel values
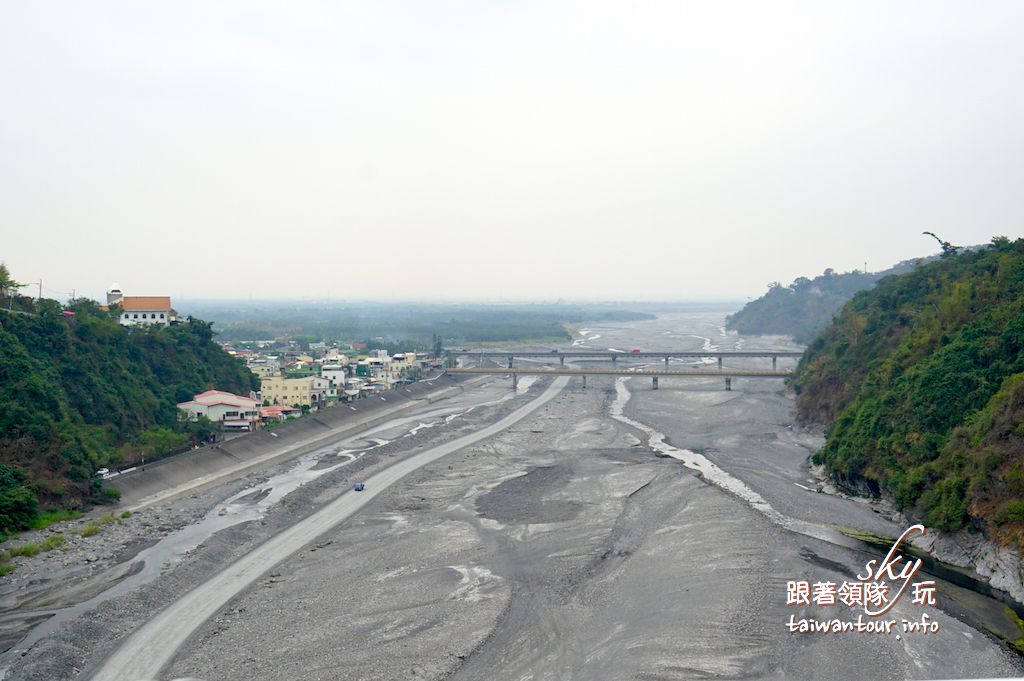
left=181, top=301, right=656, bottom=345
left=726, top=259, right=926, bottom=343
left=0, top=297, right=257, bottom=532
left=793, top=238, right=1024, bottom=541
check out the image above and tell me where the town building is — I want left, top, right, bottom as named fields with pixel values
left=259, top=405, right=301, bottom=423
left=177, top=390, right=260, bottom=431
left=249, top=364, right=277, bottom=379
left=320, top=363, right=347, bottom=386
left=247, top=356, right=280, bottom=378
left=107, top=287, right=177, bottom=326
left=324, top=349, right=349, bottom=364
left=309, top=375, right=337, bottom=405
left=355, top=350, right=393, bottom=380
left=391, top=352, right=418, bottom=368
left=260, top=375, right=326, bottom=408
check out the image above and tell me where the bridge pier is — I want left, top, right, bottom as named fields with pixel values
left=512, top=373, right=518, bottom=390
left=560, top=355, right=565, bottom=366
left=664, top=356, right=670, bottom=366
left=507, top=356, right=514, bottom=369
left=772, top=356, right=777, bottom=370
left=717, top=357, right=723, bottom=370
left=611, top=355, right=617, bottom=364
left=582, top=374, right=587, bottom=389
left=725, top=377, right=732, bottom=391
left=652, top=376, right=659, bottom=390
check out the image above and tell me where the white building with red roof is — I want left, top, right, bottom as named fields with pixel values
left=107, top=286, right=177, bottom=327
left=177, top=390, right=260, bottom=431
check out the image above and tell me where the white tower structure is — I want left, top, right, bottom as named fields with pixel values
left=106, top=284, right=124, bottom=306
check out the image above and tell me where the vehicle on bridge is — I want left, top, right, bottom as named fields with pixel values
left=631, top=348, right=641, bottom=353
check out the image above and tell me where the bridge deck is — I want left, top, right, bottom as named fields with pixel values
left=446, top=367, right=791, bottom=378
left=449, top=350, right=802, bottom=358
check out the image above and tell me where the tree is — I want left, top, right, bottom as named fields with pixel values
left=923, top=231, right=961, bottom=257
left=184, top=316, right=215, bottom=343
left=138, top=427, right=188, bottom=460
left=182, top=416, right=218, bottom=445
left=0, top=464, right=37, bottom=532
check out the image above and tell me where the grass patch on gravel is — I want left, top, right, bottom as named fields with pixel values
left=1003, top=606, right=1024, bottom=654
left=79, top=522, right=102, bottom=537
left=4, top=543, right=42, bottom=558
left=832, top=526, right=897, bottom=547
left=77, top=512, right=123, bottom=538
left=833, top=526, right=932, bottom=562
left=983, top=607, right=1024, bottom=657
left=30, top=509, right=83, bottom=530
left=0, top=533, right=68, bottom=573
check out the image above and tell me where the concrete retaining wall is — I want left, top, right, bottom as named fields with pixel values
left=109, top=375, right=490, bottom=509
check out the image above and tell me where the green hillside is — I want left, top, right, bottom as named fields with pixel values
left=0, top=297, right=257, bottom=533
left=792, top=237, right=1024, bottom=541
left=726, top=259, right=925, bottom=343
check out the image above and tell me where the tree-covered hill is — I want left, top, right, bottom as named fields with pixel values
left=792, top=237, right=1024, bottom=542
left=0, top=298, right=257, bottom=531
left=726, top=259, right=926, bottom=343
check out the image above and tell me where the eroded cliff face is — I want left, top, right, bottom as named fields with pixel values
left=912, top=526, right=1024, bottom=606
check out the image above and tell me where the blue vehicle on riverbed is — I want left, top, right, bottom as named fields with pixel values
left=354, top=482, right=365, bottom=492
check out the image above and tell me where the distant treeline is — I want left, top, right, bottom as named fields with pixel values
left=0, top=298, right=257, bottom=534
left=793, top=237, right=1024, bottom=544
left=178, top=302, right=657, bottom=345
left=726, top=258, right=929, bottom=343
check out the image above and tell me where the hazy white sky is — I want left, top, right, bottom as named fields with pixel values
left=2, top=1, right=1022, bottom=302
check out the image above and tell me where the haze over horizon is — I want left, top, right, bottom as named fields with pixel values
left=3, top=1, right=1023, bottom=302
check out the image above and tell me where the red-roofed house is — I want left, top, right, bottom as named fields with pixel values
left=259, top=405, right=301, bottom=423
left=178, top=390, right=260, bottom=431
left=107, top=286, right=177, bottom=327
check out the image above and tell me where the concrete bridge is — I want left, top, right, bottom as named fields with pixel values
left=449, top=349, right=803, bottom=370
left=445, top=366, right=792, bottom=391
